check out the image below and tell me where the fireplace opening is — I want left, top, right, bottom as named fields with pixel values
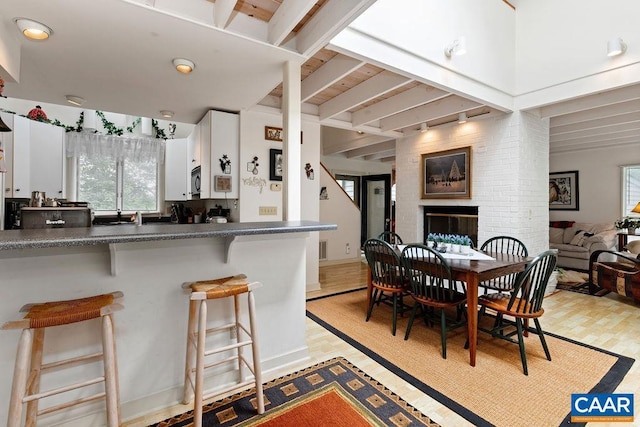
left=423, top=206, right=478, bottom=247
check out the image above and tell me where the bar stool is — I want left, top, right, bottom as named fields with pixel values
left=2, top=291, right=124, bottom=427
left=182, top=274, right=264, bottom=427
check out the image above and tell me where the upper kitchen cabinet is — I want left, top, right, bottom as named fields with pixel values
left=164, top=138, right=189, bottom=201
left=2, top=113, right=30, bottom=198
left=198, top=110, right=239, bottom=199
left=29, top=119, right=65, bottom=198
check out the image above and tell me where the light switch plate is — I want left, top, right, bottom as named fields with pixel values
left=270, top=183, right=282, bottom=191
left=259, top=206, right=277, bottom=215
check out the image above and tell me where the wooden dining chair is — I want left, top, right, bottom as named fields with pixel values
left=401, top=244, right=467, bottom=359
left=479, top=236, right=528, bottom=294
left=363, top=238, right=410, bottom=336
left=377, top=231, right=404, bottom=246
left=474, top=249, right=557, bottom=375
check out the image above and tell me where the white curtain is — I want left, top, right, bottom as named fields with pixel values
left=66, top=131, right=166, bottom=164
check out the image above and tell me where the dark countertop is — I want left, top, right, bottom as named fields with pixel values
left=0, top=221, right=337, bottom=250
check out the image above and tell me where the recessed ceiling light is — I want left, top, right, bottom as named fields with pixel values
left=15, top=18, right=52, bottom=40
left=160, top=110, right=174, bottom=118
left=65, top=95, right=86, bottom=106
left=172, top=58, right=195, bottom=74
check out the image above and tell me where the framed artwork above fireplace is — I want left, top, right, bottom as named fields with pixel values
left=421, top=146, right=471, bottom=199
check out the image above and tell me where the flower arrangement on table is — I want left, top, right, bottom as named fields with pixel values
left=615, top=217, right=640, bottom=231
left=426, top=233, right=473, bottom=254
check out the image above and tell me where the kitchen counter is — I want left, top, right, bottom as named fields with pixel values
left=0, top=220, right=336, bottom=250
left=0, top=220, right=336, bottom=425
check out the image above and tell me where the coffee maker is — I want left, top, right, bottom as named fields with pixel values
left=4, top=199, right=29, bottom=230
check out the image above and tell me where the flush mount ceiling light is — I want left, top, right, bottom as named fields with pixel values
left=65, top=95, right=85, bottom=106
left=160, top=110, right=174, bottom=118
left=458, top=112, right=468, bottom=124
left=15, top=18, right=52, bottom=40
left=420, top=122, right=429, bottom=133
left=444, top=36, right=466, bottom=58
left=607, top=37, right=627, bottom=57
left=172, top=58, right=195, bottom=74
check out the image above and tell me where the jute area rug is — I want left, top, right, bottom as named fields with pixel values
left=306, top=289, right=634, bottom=427
left=149, top=357, right=439, bottom=427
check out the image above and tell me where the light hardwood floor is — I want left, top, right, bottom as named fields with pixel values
left=127, top=260, right=640, bottom=427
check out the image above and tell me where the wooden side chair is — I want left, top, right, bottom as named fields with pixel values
left=182, top=274, right=264, bottom=427
left=2, top=292, right=124, bottom=427
left=401, top=244, right=467, bottom=359
left=474, top=250, right=557, bottom=375
left=479, top=236, right=528, bottom=294
left=363, top=238, right=410, bottom=336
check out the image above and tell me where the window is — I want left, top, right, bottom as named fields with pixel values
left=622, top=165, right=640, bottom=217
left=78, top=154, right=159, bottom=212
left=335, top=174, right=360, bottom=206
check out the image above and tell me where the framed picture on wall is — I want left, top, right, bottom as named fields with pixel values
left=269, top=148, right=283, bottom=181
left=265, top=126, right=283, bottom=141
left=421, top=146, right=471, bottom=199
left=549, top=170, right=579, bottom=210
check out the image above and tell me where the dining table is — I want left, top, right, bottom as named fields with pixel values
left=366, top=247, right=530, bottom=367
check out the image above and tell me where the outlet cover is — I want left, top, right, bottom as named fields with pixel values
left=259, top=206, right=277, bottom=215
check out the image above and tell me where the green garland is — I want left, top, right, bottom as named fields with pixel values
left=0, top=107, right=171, bottom=139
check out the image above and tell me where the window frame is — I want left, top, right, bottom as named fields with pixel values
left=621, top=164, right=640, bottom=218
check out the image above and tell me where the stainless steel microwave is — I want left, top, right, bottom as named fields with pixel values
left=191, top=166, right=201, bottom=197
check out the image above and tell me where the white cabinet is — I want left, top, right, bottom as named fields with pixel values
left=2, top=113, right=31, bottom=198
left=197, top=110, right=239, bottom=199
left=29, top=120, right=65, bottom=198
left=1, top=115, right=65, bottom=199
left=187, top=122, right=201, bottom=170
left=164, top=138, right=189, bottom=201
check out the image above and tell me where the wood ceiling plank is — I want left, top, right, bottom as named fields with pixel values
left=319, top=70, right=411, bottom=120
left=302, top=54, right=364, bottom=102
left=352, top=85, right=449, bottom=127
left=379, top=95, right=481, bottom=132
left=268, top=0, right=316, bottom=46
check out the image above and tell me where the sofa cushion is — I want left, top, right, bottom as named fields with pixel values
left=549, top=227, right=564, bottom=244
left=570, top=230, right=593, bottom=246
left=550, top=243, right=590, bottom=255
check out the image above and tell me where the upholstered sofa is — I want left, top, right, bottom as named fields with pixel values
left=549, top=222, right=617, bottom=270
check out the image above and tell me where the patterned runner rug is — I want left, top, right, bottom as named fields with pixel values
left=149, top=357, right=438, bottom=426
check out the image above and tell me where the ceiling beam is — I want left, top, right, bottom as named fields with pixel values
left=295, top=0, right=378, bottom=56
left=352, top=86, right=449, bottom=127
left=323, top=134, right=393, bottom=155
left=551, top=136, right=640, bottom=154
left=379, top=95, right=481, bottom=132
left=550, top=121, right=640, bottom=143
left=539, top=84, right=640, bottom=118
left=301, top=54, right=364, bottom=102
left=268, top=0, right=316, bottom=46
left=550, top=111, right=640, bottom=135
left=345, top=140, right=396, bottom=158
left=364, top=150, right=396, bottom=161
left=549, top=98, right=640, bottom=127
left=319, top=70, right=411, bottom=120
left=213, top=0, right=237, bottom=29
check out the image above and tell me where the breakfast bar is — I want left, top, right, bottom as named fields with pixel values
left=0, top=221, right=335, bottom=425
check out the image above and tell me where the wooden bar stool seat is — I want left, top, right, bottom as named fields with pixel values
left=2, top=291, right=124, bottom=427
left=182, top=274, right=264, bottom=427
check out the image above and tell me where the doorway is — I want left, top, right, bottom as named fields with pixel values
left=361, top=174, right=391, bottom=247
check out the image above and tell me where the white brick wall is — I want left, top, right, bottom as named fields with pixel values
left=396, top=111, right=550, bottom=255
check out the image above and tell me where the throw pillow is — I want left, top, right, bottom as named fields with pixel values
left=570, top=230, right=590, bottom=246
left=550, top=221, right=576, bottom=228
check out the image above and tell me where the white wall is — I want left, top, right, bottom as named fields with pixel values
left=550, top=147, right=640, bottom=223
left=239, top=109, right=321, bottom=289
left=395, top=112, right=550, bottom=255
left=318, top=165, right=361, bottom=263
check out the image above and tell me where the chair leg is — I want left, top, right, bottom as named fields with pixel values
left=25, top=328, right=44, bottom=427
left=365, top=291, right=377, bottom=322
left=234, top=295, right=244, bottom=383
left=8, top=329, right=32, bottom=427
left=183, top=299, right=197, bottom=405
left=102, top=313, right=121, bottom=427
left=515, top=318, right=528, bottom=375
left=534, top=318, right=552, bottom=361
left=247, top=290, right=264, bottom=414
left=440, top=308, right=447, bottom=359
left=404, top=304, right=420, bottom=341
left=193, top=299, right=207, bottom=427
left=392, top=293, right=398, bottom=336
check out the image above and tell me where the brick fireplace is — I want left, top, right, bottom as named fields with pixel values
left=423, top=206, right=479, bottom=246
